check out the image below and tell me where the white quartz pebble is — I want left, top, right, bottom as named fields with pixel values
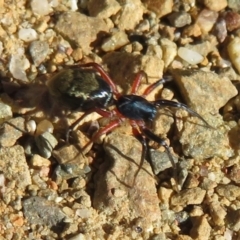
left=31, top=0, right=51, bottom=15
left=18, top=28, right=38, bottom=42
left=178, top=47, right=204, bottom=65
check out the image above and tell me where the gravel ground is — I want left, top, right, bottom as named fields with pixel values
left=0, top=0, right=240, bottom=240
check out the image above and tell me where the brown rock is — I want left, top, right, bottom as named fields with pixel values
left=203, top=0, right=227, bottom=12
left=225, top=11, right=240, bottom=32
left=55, top=11, right=109, bottom=54
left=112, top=0, right=144, bottom=30
left=142, top=0, right=173, bottom=18
left=0, top=117, right=25, bottom=147
left=0, top=145, right=31, bottom=189
left=209, top=200, right=227, bottom=226
left=190, top=215, right=211, bottom=240
left=171, top=187, right=206, bottom=206
left=171, top=69, right=238, bottom=115
left=103, top=52, right=164, bottom=91
left=88, top=0, right=121, bottom=18
left=216, top=184, right=240, bottom=201
left=93, top=132, right=161, bottom=232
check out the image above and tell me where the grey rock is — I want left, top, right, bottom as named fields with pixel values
left=29, top=40, right=49, bottom=66
left=23, top=196, right=65, bottom=228
left=149, top=149, right=178, bottom=174
left=35, top=131, right=58, bottom=158
left=168, top=11, right=191, bottom=28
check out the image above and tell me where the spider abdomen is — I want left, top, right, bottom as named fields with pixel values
left=116, top=95, right=157, bottom=121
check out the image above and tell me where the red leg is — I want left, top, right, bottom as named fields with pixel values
left=95, top=108, right=117, bottom=118
left=142, top=77, right=172, bottom=97
left=82, top=119, right=122, bottom=151
left=131, top=71, right=147, bottom=94
left=80, top=63, right=120, bottom=97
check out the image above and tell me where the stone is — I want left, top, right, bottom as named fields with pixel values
left=142, top=0, right=173, bottom=18
left=216, top=184, right=240, bottom=201
left=112, top=0, right=144, bottom=30
left=31, top=0, right=52, bottom=15
left=167, top=11, right=191, bottom=28
left=101, top=31, right=129, bottom=52
left=35, top=131, right=58, bottom=158
left=171, top=69, right=238, bottom=115
left=88, top=0, right=121, bottom=18
left=160, top=38, right=177, bottom=68
left=93, top=132, right=161, bottom=233
left=178, top=47, right=204, bottom=65
left=0, top=101, right=12, bottom=122
left=29, top=40, right=49, bottom=66
left=0, top=145, right=31, bottom=189
left=0, top=117, right=25, bottom=147
left=103, top=52, right=164, bottom=91
left=209, top=200, right=227, bottom=226
left=171, top=187, right=206, bottom=206
left=227, top=37, right=240, bottom=75
left=196, top=9, right=218, bottom=34
left=190, top=215, right=211, bottom=240
left=55, top=11, right=109, bottom=54
left=18, top=28, right=38, bottom=42
left=203, top=0, right=227, bottom=12
left=23, top=196, right=65, bottom=228
left=9, top=53, right=30, bottom=81
left=224, top=11, right=240, bottom=32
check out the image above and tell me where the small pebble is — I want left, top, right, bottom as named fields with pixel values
left=18, top=28, right=38, bottom=42
left=9, top=54, right=30, bottom=81
left=36, top=119, right=54, bottom=135
left=30, top=0, right=51, bottom=15
left=197, top=9, right=219, bottom=33
left=167, top=11, right=191, bottom=28
left=224, top=11, right=240, bottom=31
left=35, top=131, right=58, bottom=158
left=101, top=31, right=129, bottom=52
left=30, top=154, right=51, bottom=167
left=25, top=120, right=37, bottom=135
left=160, top=38, right=177, bottom=68
left=203, top=0, right=227, bottom=12
left=178, top=47, right=204, bottom=65
left=227, top=37, right=240, bottom=74
left=0, top=101, right=12, bottom=122
left=29, top=40, right=49, bottom=66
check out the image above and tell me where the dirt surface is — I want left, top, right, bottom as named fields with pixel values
left=0, top=0, right=240, bottom=240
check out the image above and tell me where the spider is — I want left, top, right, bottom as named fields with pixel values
left=47, top=62, right=210, bottom=186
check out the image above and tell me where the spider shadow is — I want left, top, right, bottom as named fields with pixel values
left=97, top=142, right=155, bottom=189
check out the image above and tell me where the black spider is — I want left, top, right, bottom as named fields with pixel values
left=47, top=62, right=210, bottom=186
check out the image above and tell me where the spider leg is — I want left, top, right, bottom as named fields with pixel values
left=66, top=108, right=116, bottom=143
left=82, top=118, right=121, bottom=152
left=142, top=76, right=173, bottom=97
left=66, top=110, right=94, bottom=142
left=152, top=99, right=211, bottom=127
left=80, top=62, right=120, bottom=97
left=131, top=71, right=148, bottom=94
left=141, top=127, right=176, bottom=169
left=140, top=127, right=179, bottom=190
